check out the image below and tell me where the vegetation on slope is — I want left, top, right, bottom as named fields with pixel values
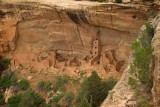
left=129, top=22, right=154, bottom=86
left=129, top=22, right=154, bottom=107
left=0, top=57, right=117, bottom=107
left=76, top=71, right=117, bottom=107
left=115, top=0, right=122, bottom=3
left=0, top=58, right=10, bottom=76
left=18, top=79, right=30, bottom=90
left=45, top=72, right=117, bottom=107
left=7, top=89, right=45, bottom=107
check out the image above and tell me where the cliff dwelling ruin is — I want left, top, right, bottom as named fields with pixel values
left=0, top=1, right=150, bottom=78
left=1, top=0, right=160, bottom=107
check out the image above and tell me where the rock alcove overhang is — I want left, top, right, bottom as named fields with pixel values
left=0, top=2, right=150, bottom=77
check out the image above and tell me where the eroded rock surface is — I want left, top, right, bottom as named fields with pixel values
left=0, top=0, right=160, bottom=107
left=0, top=1, right=150, bottom=77
left=155, top=0, right=160, bottom=5
left=151, top=13, right=160, bottom=107
left=100, top=63, right=134, bottom=107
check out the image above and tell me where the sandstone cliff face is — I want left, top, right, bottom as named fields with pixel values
left=0, top=1, right=149, bottom=75
left=0, top=0, right=159, bottom=107
left=100, top=63, right=134, bottom=107
left=151, top=13, right=160, bottom=107
left=155, top=0, right=160, bottom=5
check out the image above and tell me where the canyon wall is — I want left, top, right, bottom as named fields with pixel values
left=101, top=12, right=160, bottom=107
left=1, top=0, right=160, bottom=106
left=152, top=13, right=160, bottom=107
left=100, top=62, right=134, bottom=107
left=155, top=0, right=160, bottom=5
left=0, top=1, right=149, bottom=76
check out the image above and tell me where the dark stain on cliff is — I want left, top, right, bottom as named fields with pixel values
left=3, top=4, right=15, bottom=9
left=79, top=11, right=90, bottom=24
left=67, top=12, right=80, bottom=25
left=0, top=10, right=15, bottom=18
left=0, top=10, right=6, bottom=18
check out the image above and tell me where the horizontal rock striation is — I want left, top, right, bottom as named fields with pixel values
left=0, top=2, right=147, bottom=51
left=0, top=1, right=151, bottom=75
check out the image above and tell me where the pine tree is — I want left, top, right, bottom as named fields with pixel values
left=80, top=71, right=107, bottom=107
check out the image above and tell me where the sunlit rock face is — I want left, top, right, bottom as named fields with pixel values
left=1, top=1, right=157, bottom=106
left=0, top=1, right=148, bottom=76
left=154, top=0, right=160, bottom=5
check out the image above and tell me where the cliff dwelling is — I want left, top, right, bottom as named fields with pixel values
left=1, top=0, right=160, bottom=107
left=0, top=1, right=149, bottom=79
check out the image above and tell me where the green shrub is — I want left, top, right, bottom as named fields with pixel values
left=139, top=23, right=154, bottom=47
left=148, top=9, right=157, bottom=18
left=131, top=40, right=153, bottom=84
left=18, top=89, right=44, bottom=107
left=45, top=81, right=52, bottom=91
left=0, top=71, right=17, bottom=89
left=0, top=93, right=4, bottom=105
left=138, top=99, right=151, bottom=107
left=54, top=75, right=70, bottom=92
left=78, top=71, right=117, bottom=107
left=76, top=93, right=91, bottom=107
left=64, top=92, right=75, bottom=104
left=72, top=78, right=80, bottom=85
left=145, top=23, right=154, bottom=39
left=115, top=0, right=122, bottom=3
left=0, top=76, right=12, bottom=89
left=130, top=22, right=154, bottom=94
left=9, top=90, right=45, bottom=107
left=51, top=93, right=64, bottom=103
left=128, top=77, right=137, bottom=88
left=0, top=58, right=10, bottom=73
left=18, top=79, right=29, bottom=90
left=43, top=103, right=52, bottom=107
left=130, top=63, right=135, bottom=74
left=7, top=95, right=21, bottom=107
left=10, top=73, right=17, bottom=86
left=134, top=91, right=151, bottom=107
left=44, top=102, right=61, bottom=107
left=37, top=81, right=45, bottom=91
left=104, top=76, right=117, bottom=91
left=37, top=81, right=52, bottom=91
